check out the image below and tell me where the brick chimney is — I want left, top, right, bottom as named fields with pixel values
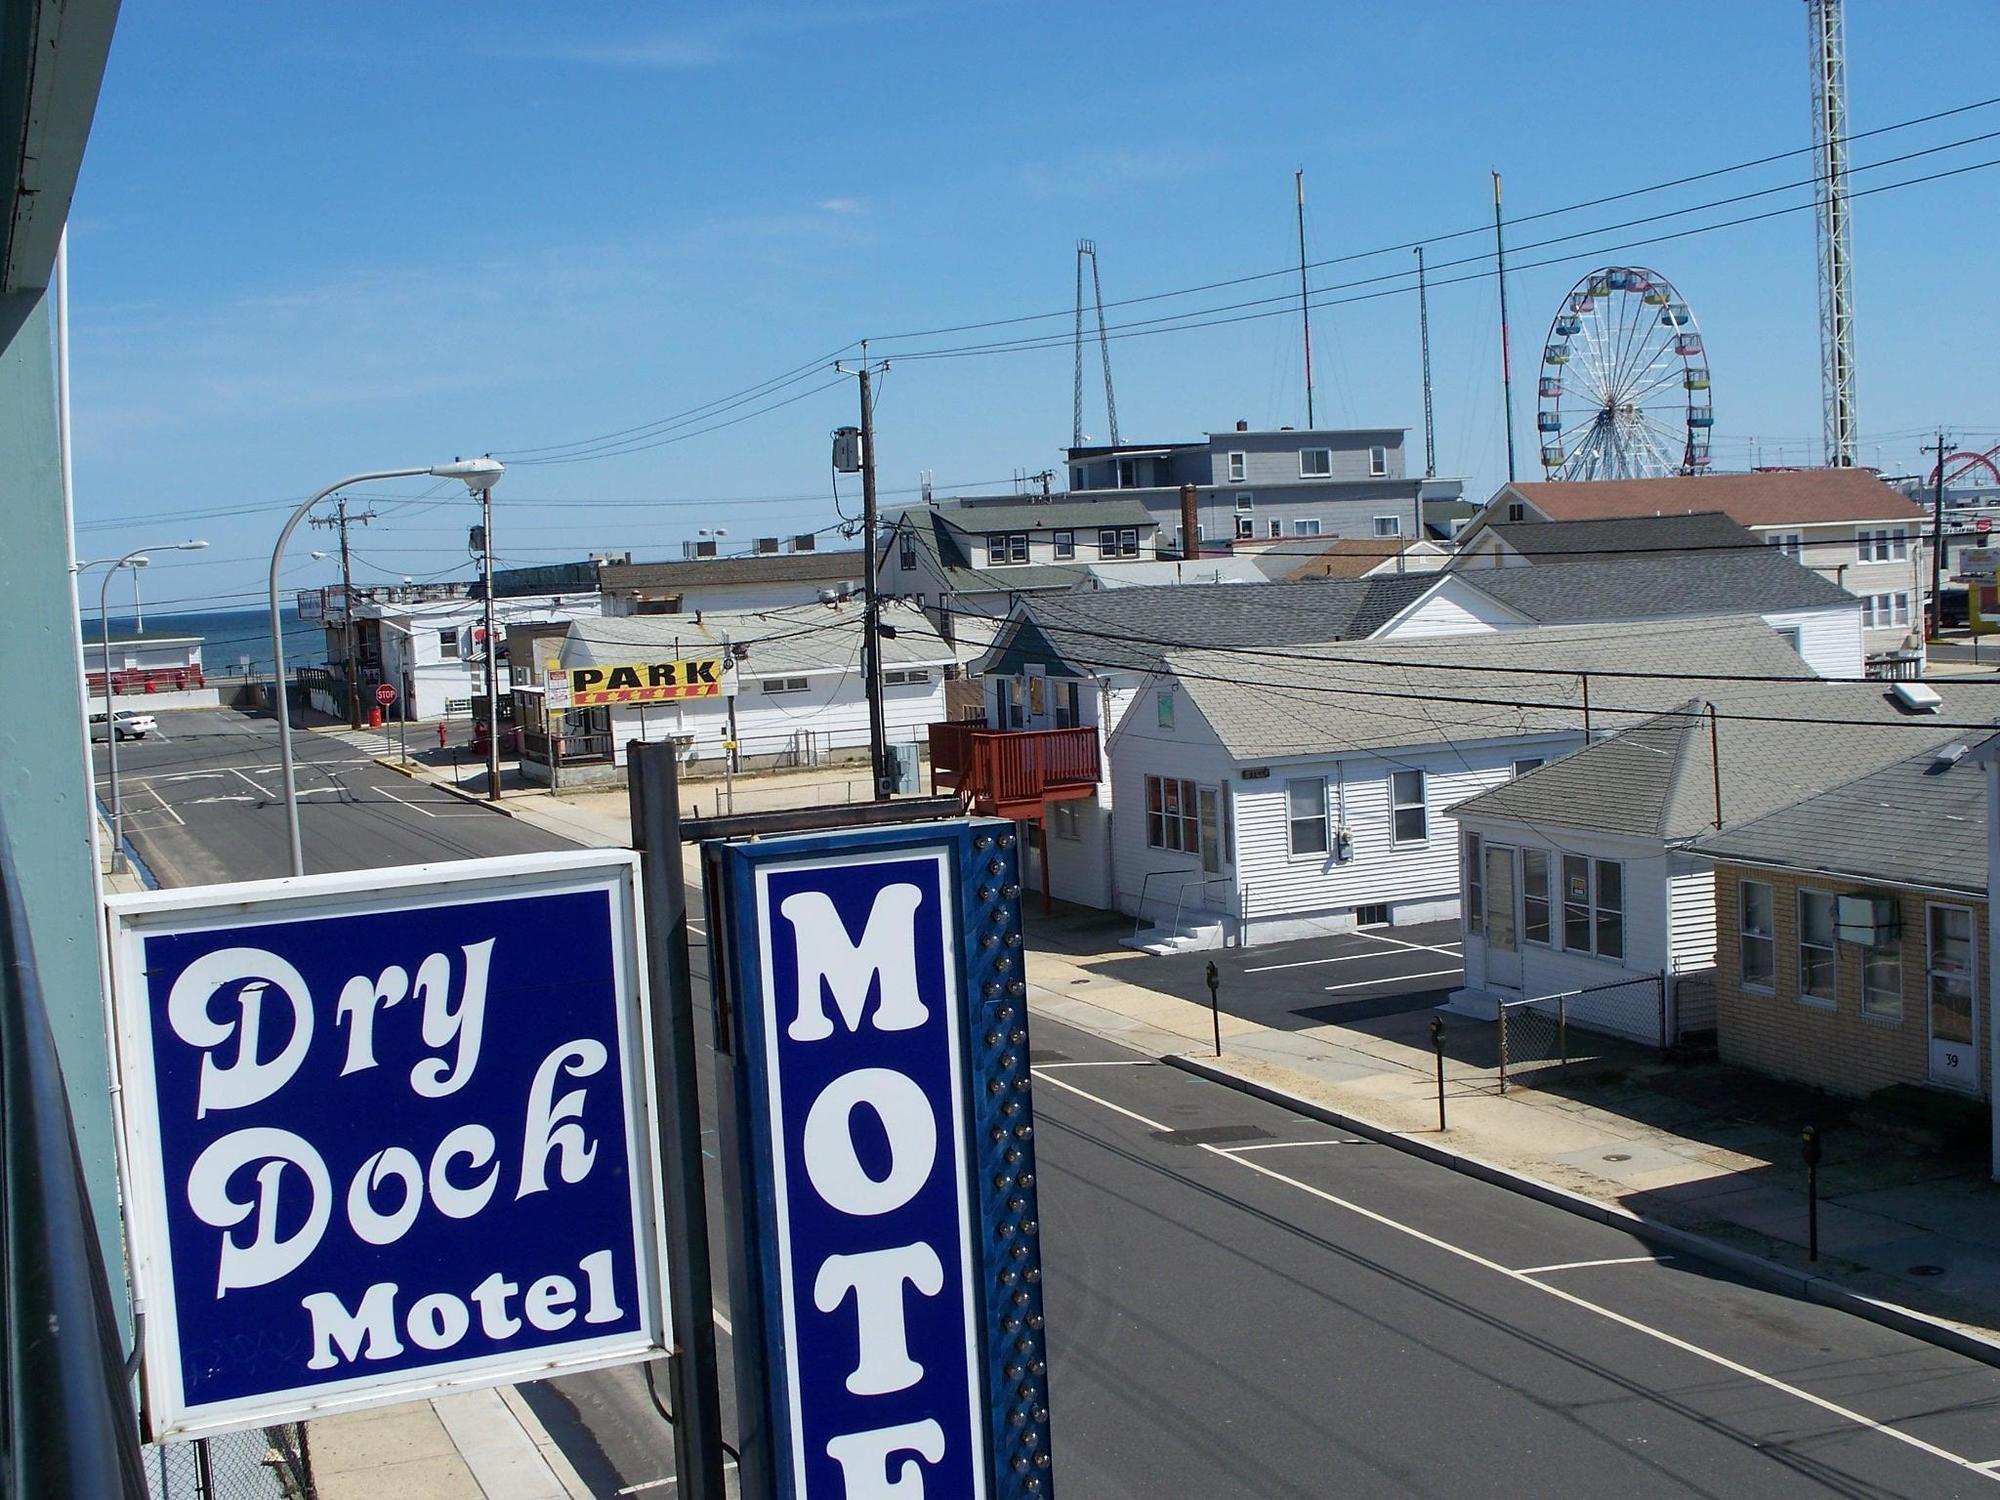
left=1179, top=483, right=1200, bottom=559
left=1235, top=419, right=1249, bottom=432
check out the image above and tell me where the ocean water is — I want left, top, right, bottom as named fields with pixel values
left=84, top=606, right=326, bottom=678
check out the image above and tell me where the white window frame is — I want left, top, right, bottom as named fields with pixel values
left=1235, top=515, right=1254, bottom=539
left=1287, top=777, right=1329, bottom=857
left=1051, top=800, right=1081, bottom=841
left=1372, top=514, right=1402, bottom=539
left=898, top=532, right=917, bottom=571
left=1267, top=519, right=1282, bottom=538
left=1145, top=774, right=1200, bottom=854
left=1926, top=902, right=1977, bottom=1072
left=1389, top=768, right=1427, bottom=844
left=1740, top=878, right=1776, bottom=991
left=1052, top=530, right=1075, bottom=560
left=1797, top=888, right=1837, bottom=1007
left=760, top=675, right=810, bottom=695
left=1860, top=527, right=1909, bottom=563
left=1767, top=532, right=1803, bottom=561
left=1522, top=847, right=1552, bottom=946
left=881, top=668, right=929, bottom=686
left=1227, top=451, right=1247, bottom=483
left=1292, top=518, right=1323, bottom=537
left=1512, top=756, right=1544, bottom=778
left=1156, top=690, right=1173, bottom=729
left=1595, top=860, right=1624, bottom=959
left=437, top=629, right=460, bottom=660
left=1299, top=447, right=1333, bottom=478
left=1368, top=444, right=1388, bottom=477
left=1465, top=831, right=1483, bottom=932
left=1234, top=492, right=1254, bottom=512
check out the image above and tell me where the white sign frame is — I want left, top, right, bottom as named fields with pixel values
left=104, top=849, right=672, bottom=1441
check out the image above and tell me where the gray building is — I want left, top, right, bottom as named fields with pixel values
left=1064, top=422, right=1465, bottom=552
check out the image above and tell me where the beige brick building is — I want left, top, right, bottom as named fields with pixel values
left=1702, top=743, right=1991, bottom=1107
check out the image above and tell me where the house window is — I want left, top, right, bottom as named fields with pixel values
left=1464, top=832, right=1482, bottom=932
left=1595, top=860, right=1624, bottom=959
left=1512, top=757, right=1544, bottom=778
left=882, top=669, right=929, bottom=686
left=1000, top=679, right=1025, bottom=729
left=1300, top=448, right=1333, bottom=478
left=1287, top=778, right=1329, bottom=856
left=899, top=532, right=917, bottom=570
left=1145, top=775, right=1199, bottom=853
left=1053, top=530, right=1075, bottom=560
left=1118, top=458, right=1136, bottom=488
left=1523, top=848, right=1552, bottom=945
left=437, top=629, right=460, bottom=659
left=1227, top=451, right=1247, bottom=483
left=1863, top=907, right=1903, bottom=1020
left=1053, top=680, right=1080, bottom=729
left=1390, top=769, right=1427, bottom=843
left=1861, top=592, right=1912, bottom=628
left=761, top=675, right=809, bottom=695
left=1051, top=800, right=1080, bottom=840
left=1505, top=501, right=1527, bottom=523
left=1562, top=855, right=1592, bottom=952
left=1372, top=515, right=1402, bottom=538
left=1768, top=532, right=1802, bottom=561
left=1740, top=879, right=1776, bottom=989
left=1928, top=905, right=1977, bottom=1065
left=1100, top=527, right=1140, bottom=559
left=1268, top=519, right=1282, bottom=538
left=1292, top=518, right=1323, bottom=537
left=1369, top=444, right=1388, bottom=476
left=987, top=533, right=1028, bottom=566
left=1234, top=493, right=1254, bottom=512
left=1156, top=690, right=1174, bottom=729
left=1859, top=528, right=1909, bottom=562
left=1236, top=516, right=1254, bottom=539
left=1798, top=890, right=1837, bottom=1004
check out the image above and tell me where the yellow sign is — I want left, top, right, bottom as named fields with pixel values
left=569, top=658, right=726, bottom=707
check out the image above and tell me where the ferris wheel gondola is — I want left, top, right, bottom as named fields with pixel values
left=1535, top=266, right=1711, bottom=480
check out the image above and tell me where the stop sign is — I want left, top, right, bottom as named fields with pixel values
left=1977, top=517, right=1992, bottom=535
left=375, top=683, right=397, bottom=707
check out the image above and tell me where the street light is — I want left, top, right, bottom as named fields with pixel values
left=87, top=540, right=207, bottom=872
left=270, top=459, right=504, bottom=876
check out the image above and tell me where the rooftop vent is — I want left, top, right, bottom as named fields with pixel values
left=792, top=533, right=818, bottom=552
left=682, top=539, right=718, bottom=560
left=1935, top=742, right=1971, bottom=766
left=755, top=537, right=780, bottom=555
left=1891, top=681, right=1943, bottom=714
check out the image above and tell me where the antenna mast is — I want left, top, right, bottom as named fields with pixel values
left=1415, top=245, right=1436, bottom=478
left=1807, top=0, right=1858, bottom=466
left=1072, top=240, right=1120, bottom=448
left=1492, top=170, right=1518, bottom=484
left=1296, top=170, right=1314, bottom=428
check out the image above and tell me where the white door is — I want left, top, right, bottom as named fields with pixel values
left=1927, top=904, right=1980, bottom=1090
left=1483, top=844, right=1522, bottom=991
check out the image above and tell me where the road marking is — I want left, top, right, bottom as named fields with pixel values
left=156, top=772, right=226, bottom=784
left=1032, top=1068, right=1171, bottom=1132
left=1030, top=1060, right=1158, bottom=1070
left=147, top=786, right=186, bottom=826
left=616, top=1461, right=741, bottom=1495
left=1039, top=1069, right=2000, bottom=1485
left=713, top=1306, right=732, bottom=1335
left=1517, top=1255, right=1672, bottom=1275
left=1215, top=1138, right=1361, bottom=1152
left=1247, top=949, right=1418, bottom=973
left=1347, top=929, right=1465, bottom=959
left=1323, top=967, right=1461, bottom=993
left=188, top=795, right=258, bottom=805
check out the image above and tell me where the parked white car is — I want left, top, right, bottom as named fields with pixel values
left=89, top=710, right=157, bottom=742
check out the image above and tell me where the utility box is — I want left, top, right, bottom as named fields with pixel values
left=890, top=741, right=922, bottom=794
left=832, top=425, right=863, bottom=474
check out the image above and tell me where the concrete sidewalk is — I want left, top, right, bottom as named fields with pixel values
left=311, top=1388, right=591, bottom=1500
left=1020, top=905, right=2000, bottom=1354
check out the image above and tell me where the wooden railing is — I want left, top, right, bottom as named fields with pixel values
left=928, top=721, right=1100, bottom=813
left=86, top=667, right=204, bottom=694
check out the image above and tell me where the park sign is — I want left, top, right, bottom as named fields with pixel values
left=707, top=820, right=1055, bottom=1499
left=104, top=851, right=671, bottom=1440
left=569, top=657, right=727, bottom=707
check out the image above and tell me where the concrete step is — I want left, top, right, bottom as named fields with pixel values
left=1123, top=918, right=1226, bottom=955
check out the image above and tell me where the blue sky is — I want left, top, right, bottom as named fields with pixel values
left=67, top=1, right=2000, bottom=616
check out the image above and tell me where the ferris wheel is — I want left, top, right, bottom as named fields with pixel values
left=1535, top=266, right=1712, bottom=480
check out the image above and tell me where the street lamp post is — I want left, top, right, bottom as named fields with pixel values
left=84, top=541, right=207, bottom=872
left=270, top=459, right=503, bottom=876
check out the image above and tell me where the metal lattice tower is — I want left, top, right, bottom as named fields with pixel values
left=1808, top=0, right=1858, bottom=467
left=1072, top=240, right=1120, bottom=448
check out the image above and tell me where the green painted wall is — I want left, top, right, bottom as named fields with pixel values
left=0, top=287, right=125, bottom=1307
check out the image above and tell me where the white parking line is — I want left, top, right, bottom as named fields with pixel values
left=1037, top=1069, right=2000, bottom=1485
left=147, top=786, right=185, bottom=827
left=1215, top=1138, right=1361, bottom=1152
left=1247, top=949, right=1416, bottom=974
left=1347, top=929, right=1464, bottom=959
left=1323, top=967, right=1461, bottom=993
left=1031, top=1060, right=1159, bottom=1070
left=156, top=771, right=226, bottom=784
left=1517, top=1255, right=1672, bottom=1275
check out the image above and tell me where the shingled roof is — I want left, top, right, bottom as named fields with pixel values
left=1457, top=549, right=1855, bottom=622
left=1470, top=510, right=1761, bottom=564
left=1494, top=469, right=1924, bottom=527
left=1453, top=681, right=1994, bottom=842
left=1695, top=741, right=1986, bottom=895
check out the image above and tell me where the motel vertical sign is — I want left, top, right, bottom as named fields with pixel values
left=105, top=850, right=671, bottom=1439
left=709, top=821, right=1055, bottom=1498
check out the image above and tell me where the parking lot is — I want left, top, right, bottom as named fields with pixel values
left=1096, top=919, right=1464, bottom=1033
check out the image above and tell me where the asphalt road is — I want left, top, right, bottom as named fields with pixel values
left=123, top=708, right=2000, bottom=1497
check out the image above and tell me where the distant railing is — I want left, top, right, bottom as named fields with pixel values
left=86, top=667, right=204, bottom=695
left=0, top=817, right=149, bottom=1495
left=928, top=722, right=1099, bottom=810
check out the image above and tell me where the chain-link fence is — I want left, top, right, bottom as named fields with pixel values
left=144, top=1425, right=314, bottom=1500
left=1498, top=975, right=1665, bottom=1093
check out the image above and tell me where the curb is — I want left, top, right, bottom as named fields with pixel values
left=372, top=758, right=521, bottom=818
left=1163, top=1052, right=2000, bottom=1373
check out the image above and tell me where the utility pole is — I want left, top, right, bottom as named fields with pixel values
left=839, top=357, right=893, bottom=799
left=1492, top=170, right=1518, bottom=484
left=311, top=496, right=375, bottom=727
left=1296, top=170, right=1314, bottom=429
left=479, top=487, right=502, bottom=799
left=1415, top=245, right=1436, bottom=478
left=1928, top=429, right=1952, bottom=641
